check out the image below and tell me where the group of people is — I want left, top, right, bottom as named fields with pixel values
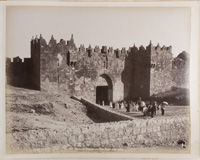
left=134, top=98, right=167, bottom=117
left=102, top=97, right=168, bottom=118
left=109, top=100, right=135, bottom=112
left=98, top=97, right=167, bottom=118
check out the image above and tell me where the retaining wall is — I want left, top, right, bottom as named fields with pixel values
left=80, top=98, right=134, bottom=122
left=7, top=116, right=190, bottom=151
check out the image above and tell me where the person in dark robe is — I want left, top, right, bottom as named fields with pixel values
left=126, top=101, right=131, bottom=112
left=151, top=101, right=157, bottom=118
left=112, top=102, right=115, bottom=109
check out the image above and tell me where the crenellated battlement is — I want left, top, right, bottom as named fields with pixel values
left=30, top=34, right=173, bottom=62
left=121, top=47, right=127, bottom=54
left=6, top=57, right=32, bottom=64
left=94, top=45, right=100, bottom=53
left=6, top=33, right=189, bottom=102
left=48, top=35, right=57, bottom=46
left=131, top=44, right=139, bottom=52
left=108, top=47, right=113, bottom=53
left=139, top=45, right=145, bottom=51
left=79, top=44, right=85, bottom=52
left=155, top=43, right=161, bottom=50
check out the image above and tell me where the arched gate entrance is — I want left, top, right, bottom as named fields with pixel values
left=96, top=74, right=113, bottom=105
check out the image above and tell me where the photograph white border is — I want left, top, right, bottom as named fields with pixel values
left=0, top=1, right=200, bottom=159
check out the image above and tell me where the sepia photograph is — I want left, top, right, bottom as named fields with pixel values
left=1, top=1, right=199, bottom=158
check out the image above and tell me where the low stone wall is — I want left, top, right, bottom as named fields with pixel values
left=81, top=98, right=134, bottom=122
left=7, top=116, right=190, bottom=152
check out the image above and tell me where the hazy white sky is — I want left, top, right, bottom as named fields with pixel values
left=6, top=6, right=190, bottom=58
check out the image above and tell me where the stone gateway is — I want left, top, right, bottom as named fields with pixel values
left=6, top=34, right=189, bottom=103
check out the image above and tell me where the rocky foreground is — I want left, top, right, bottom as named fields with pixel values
left=6, top=85, right=190, bottom=153
left=6, top=85, right=94, bottom=134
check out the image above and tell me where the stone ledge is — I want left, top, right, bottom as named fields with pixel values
left=81, top=97, right=134, bottom=122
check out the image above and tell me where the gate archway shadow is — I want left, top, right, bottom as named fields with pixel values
left=96, top=74, right=113, bottom=105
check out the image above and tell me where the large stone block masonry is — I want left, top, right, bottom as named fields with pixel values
left=6, top=34, right=189, bottom=103
left=7, top=116, right=190, bottom=152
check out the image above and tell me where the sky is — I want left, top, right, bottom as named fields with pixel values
left=6, top=6, right=191, bottom=58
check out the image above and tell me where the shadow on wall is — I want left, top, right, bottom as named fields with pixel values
left=6, top=56, right=41, bottom=90
left=6, top=57, right=35, bottom=90
left=96, top=74, right=113, bottom=105
left=121, top=54, right=134, bottom=101
left=86, top=112, right=109, bottom=123
left=121, top=45, right=151, bottom=101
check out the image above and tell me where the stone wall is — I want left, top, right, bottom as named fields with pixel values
left=33, top=35, right=159, bottom=102
left=7, top=116, right=190, bottom=151
left=150, top=45, right=174, bottom=95
left=6, top=34, right=190, bottom=102
left=122, top=44, right=151, bottom=100
left=6, top=57, right=32, bottom=89
left=31, top=36, right=42, bottom=90
left=38, top=35, right=126, bottom=102
left=172, top=58, right=189, bottom=89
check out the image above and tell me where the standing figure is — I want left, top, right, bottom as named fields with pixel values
left=110, top=102, right=113, bottom=108
left=151, top=101, right=157, bottom=118
left=119, top=102, right=122, bottom=109
left=121, top=101, right=124, bottom=109
left=161, top=107, right=165, bottom=115
left=126, top=102, right=131, bottom=112
left=115, top=102, right=119, bottom=110
left=112, top=102, right=115, bottom=109
left=159, top=101, right=168, bottom=115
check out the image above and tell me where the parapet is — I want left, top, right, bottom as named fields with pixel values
left=139, top=45, right=145, bottom=51
left=13, top=56, right=22, bottom=63
left=167, top=46, right=172, bottom=52
left=24, top=58, right=32, bottom=63
left=161, top=45, right=166, bottom=50
left=6, top=57, right=11, bottom=63
left=161, top=45, right=172, bottom=51
left=79, top=44, right=85, bottom=52
left=48, top=35, right=57, bottom=46
left=131, top=44, right=139, bottom=52
left=121, top=47, right=127, bottom=54
left=31, top=34, right=47, bottom=48
left=153, top=43, right=172, bottom=53
left=8, top=57, right=32, bottom=64
left=31, top=35, right=39, bottom=44
left=40, top=34, right=47, bottom=46
left=29, top=34, right=174, bottom=61
left=115, top=48, right=121, bottom=58
left=86, top=45, right=93, bottom=57
left=155, top=43, right=161, bottom=50
left=59, top=39, right=66, bottom=45
left=108, top=47, right=113, bottom=53
left=101, top=46, right=108, bottom=54
left=94, top=46, right=100, bottom=53
left=86, top=44, right=93, bottom=51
